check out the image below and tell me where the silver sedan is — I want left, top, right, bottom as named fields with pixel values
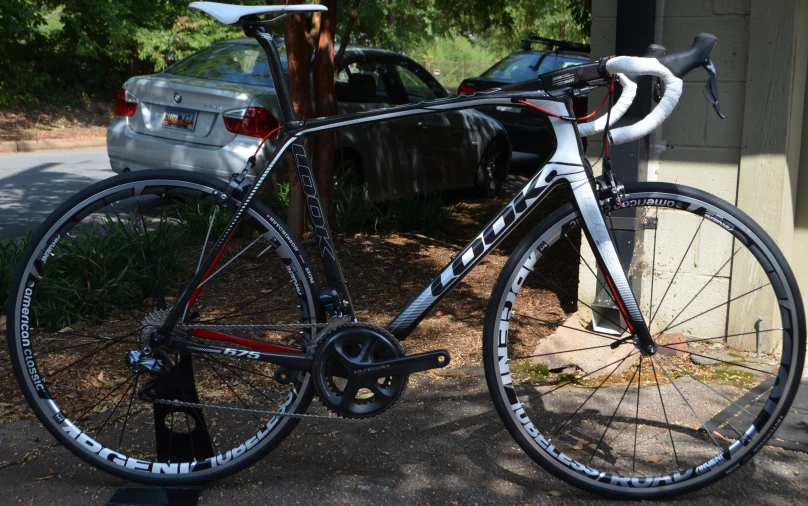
left=107, top=39, right=511, bottom=199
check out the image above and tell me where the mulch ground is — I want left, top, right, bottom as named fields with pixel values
left=0, top=101, right=113, bottom=142
left=0, top=182, right=576, bottom=422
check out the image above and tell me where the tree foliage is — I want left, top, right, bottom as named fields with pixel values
left=0, top=0, right=590, bottom=107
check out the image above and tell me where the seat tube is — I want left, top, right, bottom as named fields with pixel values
left=245, top=26, right=297, bottom=125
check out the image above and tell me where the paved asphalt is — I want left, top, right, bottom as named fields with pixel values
left=0, top=371, right=806, bottom=506
left=0, top=148, right=112, bottom=236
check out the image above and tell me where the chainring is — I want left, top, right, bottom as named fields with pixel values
left=312, top=323, right=408, bottom=419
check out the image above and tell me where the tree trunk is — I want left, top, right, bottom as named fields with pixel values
left=312, top=0, right=338, bottom=228
left=334, top=0, right=361, bottom=70
left=284, top=0, right=314, bottom=238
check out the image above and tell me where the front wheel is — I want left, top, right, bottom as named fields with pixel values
left=6, top=170, right=323, bottom=485
left=483, top=182, right=805, bottom=499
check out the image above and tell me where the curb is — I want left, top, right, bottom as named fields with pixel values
left=0, top=137, right=106, bottom=154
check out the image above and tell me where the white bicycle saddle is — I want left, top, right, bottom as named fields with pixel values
left=189, top=2, right=327, bottom=26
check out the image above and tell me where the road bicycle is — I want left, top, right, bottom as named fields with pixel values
left=6, top=2, right=805, bottom=499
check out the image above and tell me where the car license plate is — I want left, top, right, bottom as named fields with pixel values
left=162, top=107, right=197, bottom=131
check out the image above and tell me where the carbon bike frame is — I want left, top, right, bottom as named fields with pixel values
left=163, top=26, right=655, bottom=359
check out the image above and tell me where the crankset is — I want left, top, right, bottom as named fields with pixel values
left=313, top=324, right=450, bottom=419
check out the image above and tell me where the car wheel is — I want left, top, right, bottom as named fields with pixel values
left=475, top=138, right=510, bottom=198
left=334, top=149, right=369, bottom=204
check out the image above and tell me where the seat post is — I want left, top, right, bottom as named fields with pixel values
left=244, top=24, right=297, bottom=126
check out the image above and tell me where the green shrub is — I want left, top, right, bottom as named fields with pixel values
left=0, top=232, right=30, bottom=317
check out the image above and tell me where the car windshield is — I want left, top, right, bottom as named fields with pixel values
left=481, top=53, right=587, bottom=81
left=163, top=42, right=287, bottom=88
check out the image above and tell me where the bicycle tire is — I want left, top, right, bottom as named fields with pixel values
left=6, top=169, right=323, bottom=485
left=483, top=181, right=805, bottom=499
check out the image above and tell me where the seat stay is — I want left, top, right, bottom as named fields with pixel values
left=189, top=1, right=327, bottom=26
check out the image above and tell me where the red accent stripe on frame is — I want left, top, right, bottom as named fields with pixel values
left=189, top=328, right=303, bottom=354
left=187, top=226, right=239, bottom=311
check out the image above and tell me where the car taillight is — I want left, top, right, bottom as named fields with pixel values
left=223, top=107, right=280, bottom=138
left=457, top=83, right=476, bottom=95
left=114, top=88, right=138, bottom=117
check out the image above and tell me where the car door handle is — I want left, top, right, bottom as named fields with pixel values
left=416, top=121, right=429, bottom=130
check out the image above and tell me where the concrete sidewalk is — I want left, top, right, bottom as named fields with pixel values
left=0, top=370, right=806, bottom=506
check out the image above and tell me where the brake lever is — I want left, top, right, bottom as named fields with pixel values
left=703, top=60, right=726, bottom=119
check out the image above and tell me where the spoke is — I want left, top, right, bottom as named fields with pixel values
left=650, top=216, right=704, bottom=326
left=199, top=359, right=279, bottom=382
left=655, top=245, right=745, bottom=336
left=197, top=236, right=262, bottom=289
left=633, top=356, right=642, bottom=474
left=648, top=208, right=659, bottom=318
left=589, top=363, right=640, bottom=466
left=563, top=234, right=619, bottom=313
left=201, top=355, right=279, bottom=405
left=36, top=336, right=139, bottom=356
left=199, top=280, right=293, bottom=324
left=203, top=359, right=263, bottom=424
left=550, top=351, right=638, bottom=439
left=196, top=206, right=219, bottom=276
left=150, top=193, right=166, bottom=311
left=655, top=354, right=754, bottom=417
left=670, top=348, right=776, bottom=376
left=182, top=405, right=197, bottom=462
left=684, top=328, right=783, bottom=345
left=606, top=213, right=625, bottom=265
left=538, top=351, right=639, bottom=399
left=201, top=306, right=299, bottom=324
left=511, top=314, right=621, bottom=343
left=37, top=330, right=138, bottom=341
left=526, top=265, right=628, bottom=335
left=47, top=334, right=139, bottom=379
left=511, top=343, right=618, bottom=362
left=651, top=358, right=680, bottom=467
left=653, top=356, right=723, bottom=451
left=93, top=374, right=139, bottom=437
left=75, top=372, right=137, bottom=423
left=117, top=373, right=140, bottom=448
left=656, top=282, right=770, bottom=337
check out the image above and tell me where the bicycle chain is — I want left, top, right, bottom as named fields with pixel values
left=156, top=319, right=380, bottom=422
left=152, top=398, right=361, bottom=421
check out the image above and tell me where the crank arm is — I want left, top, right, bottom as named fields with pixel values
left=352, top=350, right=451, bottom=378
left=170, top=338, right=312, bottom=371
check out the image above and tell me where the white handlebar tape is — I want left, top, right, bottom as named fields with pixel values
left=602, top=56, right=683, bottom=145
left=578, top=73, right=637, bottom=137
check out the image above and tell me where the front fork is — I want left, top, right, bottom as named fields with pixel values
left=568, top=175, right=657, bottom=355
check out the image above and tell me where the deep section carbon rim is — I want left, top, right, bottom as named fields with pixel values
left=484, top=182, right=804, bottom=498
left=6, top=171, right=320, bottom=484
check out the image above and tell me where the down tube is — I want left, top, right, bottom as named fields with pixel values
left=387, top=167, right=589, bottom=340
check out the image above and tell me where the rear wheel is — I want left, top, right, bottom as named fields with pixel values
left=483, top=182, right=804, bottom=498
left=6, top=170, right=322, bottom=485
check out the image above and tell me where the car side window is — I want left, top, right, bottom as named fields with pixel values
left=335, top=61, right=393, bottom=104
left=394, top=65, right=438, bottom=102
left=536, top=55, right=558, bottom=75
left=555, top=56, right=588, bottom=70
